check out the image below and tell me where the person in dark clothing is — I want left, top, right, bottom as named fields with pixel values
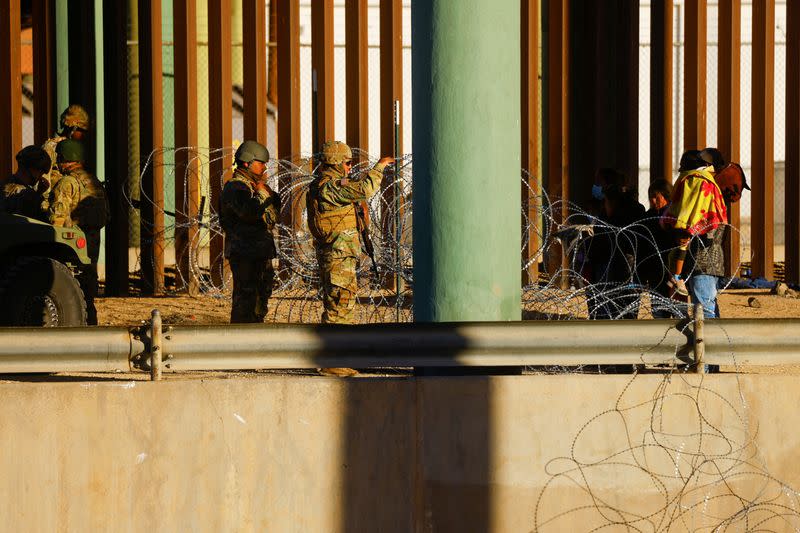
left=584, top=169, right=646, bottom=319
left=220, top=140, right=281, bottom=324
left=638, top=179, right=675, bottom=318
left=0, top=146, right=51, bottom=220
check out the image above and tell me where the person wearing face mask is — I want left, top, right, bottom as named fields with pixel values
left=584, top=168, right=646, bottom=319
left=0, top=146, right=51, bottom=220
left=220, top=140, right=281, bottom=324
left=662, top=149, right=749, bottom=318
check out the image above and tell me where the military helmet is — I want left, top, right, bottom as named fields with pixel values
left=60, top=104, right=91, bottom=130
left=15, top=145, right=51, bottom=171
left=235, top=140, right=270, bottom=164
left=319, top=141, right=352, bottom=165
left=56, top=139, right=86, bottom=162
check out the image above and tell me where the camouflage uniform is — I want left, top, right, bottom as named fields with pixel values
left=307, top=155, right=387, bottom=324
left=0, top=178, right=47, bottom=220
left=41, top=134, right=66, bottom=191
left=48, top=168, right=109, bottom=325
left=42, top=105, right=91, bottom=201
left=220, top=167, right=281, bottom=323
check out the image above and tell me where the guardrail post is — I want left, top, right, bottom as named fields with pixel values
left=693, top=303, right=705, bottom=374
left=150, top=309, right=162, bottom=381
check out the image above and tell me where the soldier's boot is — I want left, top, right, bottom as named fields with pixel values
left=317, top=367, right=359, bottom=377
left=319, top=285, right=358, bottom=377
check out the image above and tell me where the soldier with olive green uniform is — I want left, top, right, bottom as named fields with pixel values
left=220, top=140, right=281, bottom=324
left=307, top=141, right=393, bottom=324
left=0, top=146, right=51, bottom=220
left=42, top=104, right=91, bottom=194
left=48, top=139, right=109, bottom=325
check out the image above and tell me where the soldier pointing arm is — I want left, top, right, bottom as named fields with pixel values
left=307, top=141, right=393, bottom=326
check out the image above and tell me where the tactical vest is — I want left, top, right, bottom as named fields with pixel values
left=307, top=174, right=358, bottom=242
left=220, top=170, right=278, bottom=259
left=66, top=171, right=108, bottom=230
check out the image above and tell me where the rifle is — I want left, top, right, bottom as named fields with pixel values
left=130, top=196, right=210, bottom=228
left=354, top=200, right=379, bottom=278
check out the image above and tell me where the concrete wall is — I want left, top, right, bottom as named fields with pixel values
left=1, top=374, right=799, bottom=532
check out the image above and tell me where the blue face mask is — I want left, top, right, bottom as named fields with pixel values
left=591, top=184, right=604, bottom=201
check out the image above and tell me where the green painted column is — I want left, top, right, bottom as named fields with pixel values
left=93, top=0, right=105, bottom=179
left=162, top=1, right=175, bottom=220
left=55, top=2, right=70, bottom=116
left=411, top=0, right=521, bottom=322
left=94, top=0, right=106, bottom=267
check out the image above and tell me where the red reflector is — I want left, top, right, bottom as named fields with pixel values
left=76, top=237, right=87, bottom=249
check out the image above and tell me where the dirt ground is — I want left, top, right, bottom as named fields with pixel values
left=96, top=288, right=800, bottom=326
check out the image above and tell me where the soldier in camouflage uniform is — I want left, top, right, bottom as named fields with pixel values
left=42, top=104, right=91, bottom=193
left=48, top=139, right=109, bottom=325
left=307, top=141, right=393, bottom=325
left=0, top=146, right=50, bottom=220
left=220, top=140, right=281, bottom=323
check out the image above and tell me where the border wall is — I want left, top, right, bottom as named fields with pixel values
left=2, top=373, right=798, bottom=532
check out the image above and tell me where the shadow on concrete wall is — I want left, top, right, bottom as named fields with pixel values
left=309, top=323, right=492, bottom=533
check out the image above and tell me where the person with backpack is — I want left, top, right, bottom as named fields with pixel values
left=48, top=139, right=109, bottom=325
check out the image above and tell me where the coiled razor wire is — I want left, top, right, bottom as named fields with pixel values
left=132, top=147, right=413, bottom=323
left=128, top=147, right=800, bottom=530
left=132, top=148, right=750, bottom=325
left=533, top=323, right=800, bottom=532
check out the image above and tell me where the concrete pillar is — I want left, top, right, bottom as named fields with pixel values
left=411, top=0, right=521, bottom=322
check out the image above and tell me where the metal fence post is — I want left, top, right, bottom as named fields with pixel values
left=693, top=303, right=705, bottom=374
left=150, top=309, right=162, bottom=381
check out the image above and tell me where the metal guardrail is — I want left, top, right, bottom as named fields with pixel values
left=1, top=308, right=799, bottom=379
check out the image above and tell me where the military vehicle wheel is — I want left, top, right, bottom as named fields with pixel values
left=0, top=257, right=87, bottom=327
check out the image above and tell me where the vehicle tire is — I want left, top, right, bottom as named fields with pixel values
left=0, top=257, right=87, bottom=327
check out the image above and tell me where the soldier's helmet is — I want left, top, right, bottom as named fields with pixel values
left=235, top=140, right=270, bottom=165
left=60, top=104, right=91, bottom=131
left=319, top=141, right=352, bottom=165
left=15, top=145, right=51, bottom=172
left=56, top=139, right=86, bottom=162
